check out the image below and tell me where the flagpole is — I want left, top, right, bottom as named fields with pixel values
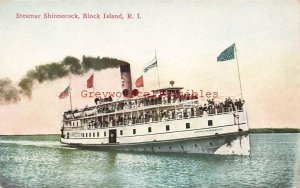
left=69, top=87, right=73, bottom=111
left=92, top=73, right=95, bottom=101
left=69, top=76, right=73, bottom=111
left=155, top=51, right=161, bottom=89
left=140, top=72, right=145, bottom=95
left=234, top=44, right=243, bottom=100
left=234, top=44, right=249, bottom=135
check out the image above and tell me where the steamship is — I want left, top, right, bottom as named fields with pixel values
left=60, top=64, right=250, bottom=155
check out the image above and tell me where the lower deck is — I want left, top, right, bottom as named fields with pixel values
left=61, top=111, right=248, bottom=148
left=63, top=132, right=250, bottom=155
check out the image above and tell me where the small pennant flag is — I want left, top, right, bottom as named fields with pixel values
left=135, top=75, right=144, bottom=88
left=59, top=85, right=70, bottom=99
left=217, top=44, right=235, bottom=62
left=144, top=56, right=157, bottom=73
left=87, top=74, right=94, bottom=88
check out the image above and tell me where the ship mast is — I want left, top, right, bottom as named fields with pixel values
left=69, top=76, right=73, bottom=111
left=234, top=45, right=243, bottom=100
left=155, top=50, right=161, bottom=89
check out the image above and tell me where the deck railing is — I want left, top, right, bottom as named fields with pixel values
left=63, top=99, right=244, bottom=120
left=62, top=106, right=244, bottom=131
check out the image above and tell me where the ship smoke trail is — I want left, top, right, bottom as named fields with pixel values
left=0, top=78, right=20, bottom=105
left=0, top=56, right=129, bottom=105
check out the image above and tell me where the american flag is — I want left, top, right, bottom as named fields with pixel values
left=59, top=85, right=70, bottom=99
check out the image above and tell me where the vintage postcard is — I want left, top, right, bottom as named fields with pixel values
left=0, top=1, right=299, bottom=187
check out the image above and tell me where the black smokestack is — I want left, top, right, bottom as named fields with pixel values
left=120, top=64, right=133, bottom=98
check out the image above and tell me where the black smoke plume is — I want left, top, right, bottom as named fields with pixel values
left=82, top=56, right=128, bottom=71
left=0, top=78, right=20, bottom=105
left=0, top=56, right=129, bottom=104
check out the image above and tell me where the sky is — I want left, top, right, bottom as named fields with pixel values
left=0, top=0, right=299, bottom=135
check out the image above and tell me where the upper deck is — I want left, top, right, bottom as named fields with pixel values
left=62, top=87, right=245, bottom=131
left=63, top=87, right=193, bottom=120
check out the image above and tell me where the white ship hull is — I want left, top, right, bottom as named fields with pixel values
left=61, top=110, right=250, bottom=155
left=66, top=133, right=250, bottom=155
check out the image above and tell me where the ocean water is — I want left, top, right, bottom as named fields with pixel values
left=0, top=134, right=299, bottom=188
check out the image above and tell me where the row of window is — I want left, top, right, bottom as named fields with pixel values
left=78, top=120, right=213, bottom=138
left=82, top=132, right=104, bottom=138
left=70, top=121, right=79, bottom=127
left=69, top=119, right=213, bottom=128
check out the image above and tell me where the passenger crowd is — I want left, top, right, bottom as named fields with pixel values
left=63, top=93, right=245, bottom=128
left=94, top=94, right=198, bottom=114
left=77, top=97, right=245, bottom=129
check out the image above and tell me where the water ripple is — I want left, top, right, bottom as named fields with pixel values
left=0, top=133, right=298, bottom=188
